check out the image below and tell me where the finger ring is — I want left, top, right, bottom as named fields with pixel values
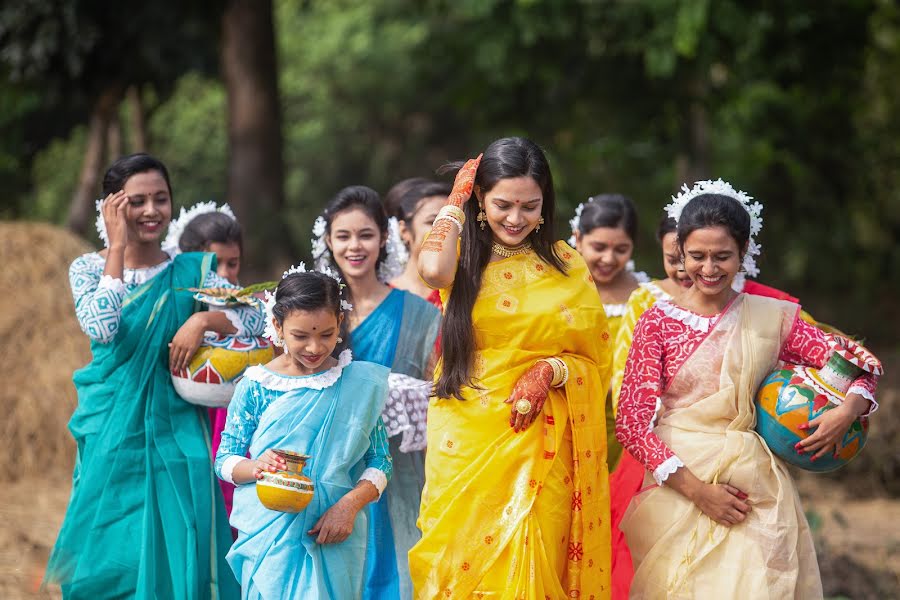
left=515, top=399, right=532, bottom=415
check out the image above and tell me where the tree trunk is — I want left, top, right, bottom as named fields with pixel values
left=127, top=85, right=147, bottom=152
left=221, top=0, right=290, bottom=277
left=67, top=86, right=122, bottom=236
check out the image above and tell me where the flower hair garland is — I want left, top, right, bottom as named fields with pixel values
left=162, top=201, right=237, bottom=255
left=95, top=199, right=110, bottom=247
left=310, top=214, right=408, bottom=282
left=566, top=201, right=585, bottom=247
left=665, top=178, right=763, bottom=289
left=263, top=262, right=353, bottom=347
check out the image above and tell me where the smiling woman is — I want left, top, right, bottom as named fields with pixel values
left=46, top=154, right=266, bottom=599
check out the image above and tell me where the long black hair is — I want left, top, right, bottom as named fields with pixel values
left=179, top=211, right=243, bottom=253
left=676, top=193, right=750, bottom=254
left=577, top=193, right=638, bottom=242
left=272, top=271, right=349, bottom=356
left=436, top=136, right=566, bottom=400
left=102, top=153, right=173, bottom=199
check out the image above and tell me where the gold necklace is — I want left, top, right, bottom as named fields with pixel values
left=491, top=240, right=532, bottom=258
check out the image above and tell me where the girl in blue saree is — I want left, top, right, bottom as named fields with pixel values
left=215, top=270, right=392, bottom=599
left=48, top=154, right=264, bottom=598
left=314, top=186, right=440, bottom=600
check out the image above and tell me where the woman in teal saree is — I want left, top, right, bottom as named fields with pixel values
left=48, top=154, right=261, bottom=599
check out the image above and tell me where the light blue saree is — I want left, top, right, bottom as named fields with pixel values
left=228, top=361, right=389, bottom=599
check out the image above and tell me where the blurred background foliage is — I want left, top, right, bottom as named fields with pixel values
left=1, top=0, right=898, bottom=343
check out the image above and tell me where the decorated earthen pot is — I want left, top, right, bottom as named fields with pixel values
left=755, top=341, right=881, bottom=472
left=172, top=334, right=274, bottom=407
left=256, top=449, right=315, bottom=513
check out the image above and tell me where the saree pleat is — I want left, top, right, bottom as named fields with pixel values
left=47, top=252, right=238, bottom=599
left=623, top=295, right=822, bottom=599
left=411, top=242, right=613, bottom=599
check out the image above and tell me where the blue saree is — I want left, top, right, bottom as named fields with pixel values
left=47, top=252, right=239, bottom=599
left=227, top=361, right=390, bottom=599
left=351, top=288, right=440, bottom=600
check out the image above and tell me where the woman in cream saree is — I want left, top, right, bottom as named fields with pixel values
left=615, top=183, right=880, bottom=599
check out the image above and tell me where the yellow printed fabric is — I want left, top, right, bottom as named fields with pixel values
left=410, top=241, right=613, bottom=600
left=610, top=282, right=671, bottom=414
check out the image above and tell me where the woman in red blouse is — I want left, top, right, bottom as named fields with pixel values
left=615, top=182, right=880, bottom=599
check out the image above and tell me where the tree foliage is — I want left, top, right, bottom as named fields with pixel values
left=5, top=0, right=899, bottom=341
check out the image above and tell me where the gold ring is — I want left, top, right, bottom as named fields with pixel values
left=515, top=399, right=532, bottom=415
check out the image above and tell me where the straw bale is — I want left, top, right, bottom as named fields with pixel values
left=0, top=222, right=93, bottom=482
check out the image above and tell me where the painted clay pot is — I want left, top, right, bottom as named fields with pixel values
left=755, top=342, right=881, bottom=472
left=256, top=450, right=315, bottom=513
left=172, top=334, right=274, bottom=407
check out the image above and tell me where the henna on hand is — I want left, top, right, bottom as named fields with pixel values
left=420, top=218, right=454, bottom=254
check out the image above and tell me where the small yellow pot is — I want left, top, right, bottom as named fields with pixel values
left=256, top=449, right=315, bottom=513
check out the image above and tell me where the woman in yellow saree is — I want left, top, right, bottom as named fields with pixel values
left=409, top=137, right=613, bottom=599
left=615, top=182, right=881, bottom=599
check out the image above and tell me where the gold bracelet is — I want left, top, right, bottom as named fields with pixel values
left=433, top=214, right=463, bottom=235
left=439, top=204, right=466, bottom=225
left=539, top=357, right=568, bottom=388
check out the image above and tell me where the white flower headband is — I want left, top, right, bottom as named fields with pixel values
left=665, top=178, right=763, bottom=289
left=162, top=201, right=236, bottom=255
left=95, top=199, right=110, bottom=247
left=263, top=262, right=353, bottom=347
left=310, top=214, right=407, bottom=282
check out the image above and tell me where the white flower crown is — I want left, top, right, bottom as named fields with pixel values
left=665, top=178, right=763, bottom=288
left=263, top=262, right=353, bottom=347
left=162, top=201, right=237, bottom=255
left=310, top=214, right=407, bottom=282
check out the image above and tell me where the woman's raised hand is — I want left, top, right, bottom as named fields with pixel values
left=693, top=483, right=751, bottom=527
left=447, top=154, right=483, bottom=208
left=253, top=449, right=287, bottom=479
left=504, top=360, right=554, bottom=433
left=101, top=190, right=129, bottom=249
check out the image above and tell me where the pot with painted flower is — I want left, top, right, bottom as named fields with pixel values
left=755, top=340, right=882, bottom=472
left=256, top=449, right=315, bottom=513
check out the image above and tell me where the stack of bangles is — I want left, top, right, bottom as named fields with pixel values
left=514, top=357, right=569, bottom=416
left=434, top=205, right=466, bottom=234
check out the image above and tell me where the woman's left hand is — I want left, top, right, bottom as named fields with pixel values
left=308, top=496, right=360, bottom=544
left=796, top=401, right=860, bottom=461
left=169, top=313, right=208, bottom=374
left=504, top=361, right=554, bottom=433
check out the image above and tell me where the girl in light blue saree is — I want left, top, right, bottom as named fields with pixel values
left=216, top=269, right=392, bottom=599
left=48, top=154, right=264, bottom=599
left=314, top=186, right=440, bottom=600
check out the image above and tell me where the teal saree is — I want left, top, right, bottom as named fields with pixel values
left=47, top=252, right=239, bottom=599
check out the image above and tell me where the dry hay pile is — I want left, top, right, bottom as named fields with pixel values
left=0, top=222, right=92, bottom=482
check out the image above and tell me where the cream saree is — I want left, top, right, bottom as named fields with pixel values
left=410, top=242, right=613, bottom=600
left=623, top=294, right=822, bottom=599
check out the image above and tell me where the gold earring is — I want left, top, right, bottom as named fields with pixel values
left=535, top=216, right=545, bottom=232
left=477, top=206, right=487, bottom=230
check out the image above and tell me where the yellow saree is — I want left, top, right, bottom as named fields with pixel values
left=622, top=294, right=822, bottom=599
left=410, top=241, right=613, bottom=600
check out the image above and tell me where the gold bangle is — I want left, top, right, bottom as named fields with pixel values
left=539, top=357, right=568, bottom=388
left=439, top=205, right=466, bottom=225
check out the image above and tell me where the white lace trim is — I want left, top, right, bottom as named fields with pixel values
left=98, top=274, right=127, bottom=297
left=603, top=303, right=628, bottom=318
left=243, top=350, right=352, bottom=391
left=641, top=281, right=671, bottom=302
left=654, top=455, right=685, bottom=486
left=359, top=467, right=388, bottom=497
left=656, top=299, right=720, bottom=333
left=220, top=308, right=245, bottom=337
left=221, top=455, right=245, bottom=485
left=847, top=384, right=878, bottom=416
left=384, top=373, right=431, bottom=453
